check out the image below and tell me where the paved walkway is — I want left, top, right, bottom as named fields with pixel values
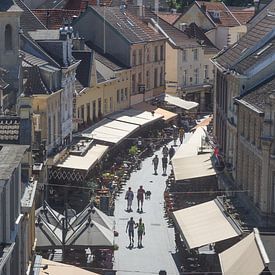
left=113, top=140, right=187, bottom=275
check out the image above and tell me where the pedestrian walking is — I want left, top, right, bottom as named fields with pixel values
left=152, top=155, right=159, bottom=175
left=168, top=145, right=175, bottom=161
left=125, top=187, right=134, bottom=212
left=162, top=156, right=168, bottom=175
left=126, top=217, right=136, bottom=247
left=173, top=127, right=178, bottom=146
left=137, top=185, right=145, bottom=212
left=136, top=218, right=145, bottom=248
left=179, top=127, right=185, bottom=144
left=162, top=145, right=168, bottom=158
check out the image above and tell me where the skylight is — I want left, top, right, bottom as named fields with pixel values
left=256, top=43, right=273, bottom=56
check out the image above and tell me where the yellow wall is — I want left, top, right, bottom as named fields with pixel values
left=165, top=43, right=178, bottom=83
left=32, top=90, right=62, bottom=150
left=174, top=4, right=214, bottom=31
left=76, top=69, right=131, bottom=127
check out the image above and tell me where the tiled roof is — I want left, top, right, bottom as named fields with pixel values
left=37, top=0, right=69, bottom=9
left=90, top=6, right=166, bottom=43
left=240, top=75, right=275, bottom=112
left=214, top=12, right=275, bottom=71
left=65, top=0, right=112, bottom=11
left=86, top=41, right=127, bottom=71
left=0, top=0, right=22, bottom=12
left=14, top=0, right=47, bottom=32
left=22, top=66, right=49, bottom=95
left=184, top=23, right=218, bottom=54
left=32, top=9, right=80, bottom=29
left=21, top=50, right=49, bottom=67
left=229, top=7, right=255, bottom=25
left=157, top=12, right=181, bottom=25
left=0, top=144, right=28, bottom=179
left=127, top=7, right=197, bottom=48
left=196, top=1, right=241, bottom=27
left=0, top=117, right=20, bottom=144
left=72, top=50, right=93, bottom=88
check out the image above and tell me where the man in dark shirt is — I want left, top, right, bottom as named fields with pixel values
left=126, top=217, right=136, bottom=247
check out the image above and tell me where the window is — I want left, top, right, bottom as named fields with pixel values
left=86, top=103, right=90, bottom=121
left=132, top=50, right=137, bottom=66
left=104, top=99, right=107, bottom=114
left=110, top=97, right=113, bottom=112
left=81, top=105, right=84, bottom=120
left=204, top=65, right=208, bottom=79
left=160, top=67, right=164, bottom=86
left=154, top=68, right=158, bottom=88
left=132, top=74, right=136, bottom=94
left=48, top=117, right=51, bottom=144
left=160, top=45, right=164, bottom=61
left=92, top=100, right=96, bottom=120
left=146, top=70, right=150, bottom=90
left=120, top=89, right=124, bottom=101
left=182, top=49, right=187, bottom=62
left=117, top=89, right=120, bottom=103
left=194, top=68, right=199, bottom=84
left=138, top=49, right=142, bottom=65
left=5, top=25, right=12, bottom=51
left=154, top=46, right=158, bottom=62
left=193, top=49, right=198, bottom=61
left=147, top=48, right=150, bottom=63
left=138, top=72, right=142, bottom=84
left=183, top=70, right=187, bottom=86
left=125, top=88, right=128, bottom=100
left=98, top=98, right=102, bottom=117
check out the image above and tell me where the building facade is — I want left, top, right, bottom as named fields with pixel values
left=72, top=5, right=166, bottom=106
left=212, top=7, right=275, bottom=221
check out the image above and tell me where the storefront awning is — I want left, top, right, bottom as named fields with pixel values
left=164, top=94, right=198, bottom=110
left=36, top=258, right=100, bottom=275
left=191, top=115, right=213, bottom=131
left=173, top=127, right=206, bottom=160
left=172, top=199, right=242, bottom=250
left=219, top=228, right=269, bottom=275
left=82, top=118, right=139, bottom=144
left=172, top=153, right=216, bottom=181
left=132, top=102, right=177, bottom=122
left=57, top=144, right=109, bottom=171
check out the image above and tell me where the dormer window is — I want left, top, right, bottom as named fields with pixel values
left=209, top=10, right=221, bottom=19
left=5, top=24, right=12, bottom=51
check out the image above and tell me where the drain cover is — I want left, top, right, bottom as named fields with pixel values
left=151, top=223, right=161, bottom=226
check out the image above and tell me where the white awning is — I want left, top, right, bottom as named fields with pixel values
left=172, top=153, right=216, bottom=181
left=82, top=118, right=139, bottom=144
left=40, top=258, right=99, bottom=275
left=164, top=94, right=198, bottom=110
left=219, top=229, right=269, bottom=275
left=172, top=200, right=242, bottom=249
left=132, top=102, right=177, bottom=121
left=109, top=108, right=163, bottom=126
left=173, top=127, right=206, bottom=160
left=57, top=144, right=109, bottom=171
left=66, top=220, right=114, bottom=247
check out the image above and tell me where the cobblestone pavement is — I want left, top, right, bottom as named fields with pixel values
left=113, top=139, right=187, bottom=275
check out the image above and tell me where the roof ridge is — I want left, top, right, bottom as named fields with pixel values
left=222, top=1, right=241, bottom=26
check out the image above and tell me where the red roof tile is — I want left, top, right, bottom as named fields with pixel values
left=196, top=1, right=241, bottom=27
left=157, top=12, right=181, bottom=25
left=33, top=9, right=80, bottom=29
left=65, top=0, right=112, bottom=11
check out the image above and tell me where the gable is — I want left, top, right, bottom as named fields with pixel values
left=174, top=3, right=215, bottom=31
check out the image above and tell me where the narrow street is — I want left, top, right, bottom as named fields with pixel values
left=113, top=141, right=183, bottom=275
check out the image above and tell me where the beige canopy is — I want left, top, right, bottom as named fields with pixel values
left=172, top=200, right=242, bottom=249
left=172, top=153, right=216, bottom=181
left=164, top=94, right=198, bottom=110
left=219, top=228, right=269, bottom=275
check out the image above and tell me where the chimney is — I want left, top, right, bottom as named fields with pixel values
left=137, top=0, right=143, bottom=17
left=201, top=3, right=206, bottom=13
